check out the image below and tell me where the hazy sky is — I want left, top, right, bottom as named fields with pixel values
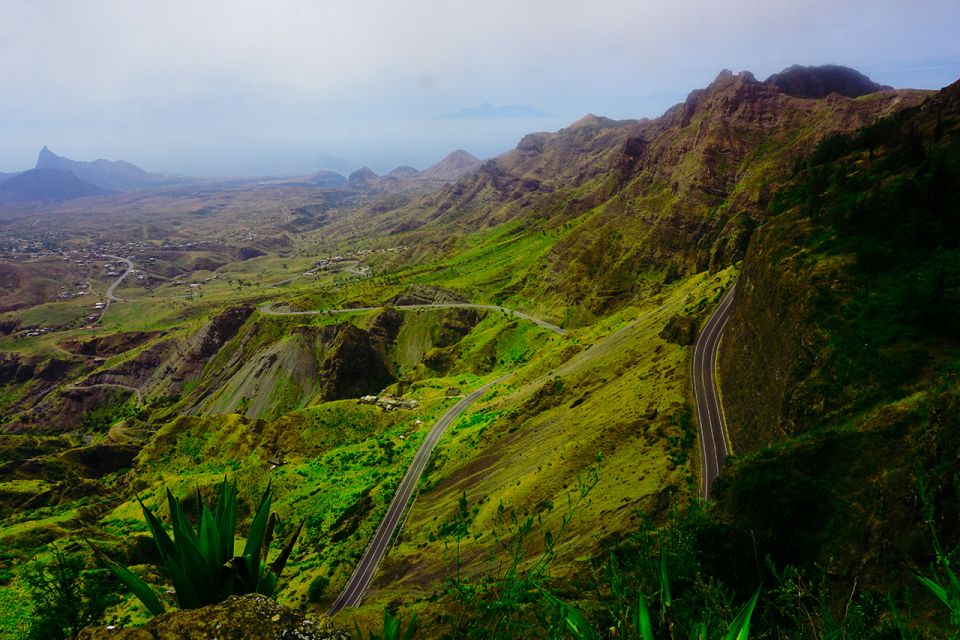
left=1, top=0, right=959, bottom=176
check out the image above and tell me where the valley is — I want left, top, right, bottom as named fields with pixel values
left=0, top=65, right=958, bottom=639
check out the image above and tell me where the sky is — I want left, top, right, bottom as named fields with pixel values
left=1, top=0, right=959, bottom=176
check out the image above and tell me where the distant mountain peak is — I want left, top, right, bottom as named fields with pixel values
left=348, top=166, right=379, bottom=187
left=36, top=145, right=59, bottom=166
left=419, top=150, right=481, bottom=179
left=387, top=165, right=419, bottom=178
left=33, top=147, right=158, bottom=190
left=568, top=114, right=622, bottom=129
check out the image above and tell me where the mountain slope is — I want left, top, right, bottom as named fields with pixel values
left=0, top=168, right=110, bottom=204
left=35, top=146, right=163, bottom=190
left=322, top=67, right=927, bottom=321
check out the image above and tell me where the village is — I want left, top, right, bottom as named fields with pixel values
left=1, top=229, right=411, bottom=340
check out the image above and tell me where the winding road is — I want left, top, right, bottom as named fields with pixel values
left=266, top=299, right=564, bottom=614
left=269, top=285, right=733, bottom=612
left=327, top=374, right=512, bottom=615
left=260, top=302, right=567, bottom=335
left=692, top=285, right=736, bottom=499
left=104, top=255, right=135, bottom=304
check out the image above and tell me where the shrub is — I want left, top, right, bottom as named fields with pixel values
left=22, top=545, right=115, bottom=640
left=307, top=574, right=330, bottom=603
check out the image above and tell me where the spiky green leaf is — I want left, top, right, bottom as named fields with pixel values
left=402, top=612, right=418, bottom=640
left=88, top=541, right=166, bottom=616
left=659, top=545, right=672, bottom=613
left=242, top=485, right=273, bottom=591
left=917, top=574, right=951, bottom=607
left=137, top=494, right=176, bottom=562
left=722, top=589, right=761, bottom=640
left=633, top=590, right=654, bottom=640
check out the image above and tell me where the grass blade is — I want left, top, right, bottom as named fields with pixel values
left=563, top=604, right=599, bottom=640
left=659, top=545, right=672, bottom=613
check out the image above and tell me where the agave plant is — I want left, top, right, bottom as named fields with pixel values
left=92, top=478, right=302, bottom=615
left=915, top=545, right=960, bottom=633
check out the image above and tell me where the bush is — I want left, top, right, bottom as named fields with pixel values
left=22, top=545, right=115, bottom=640
left=307, top=574, right=330, bottom=603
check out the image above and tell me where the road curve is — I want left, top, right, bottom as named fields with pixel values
left=260, top=302, right=567, bottom=336
left=692, top=285, right=736, bottom=499
left=67, top=382, right=144, bottom=404
left=104, top=255, right=135, bottom=303
left=328, top=374, right=512, bottom=615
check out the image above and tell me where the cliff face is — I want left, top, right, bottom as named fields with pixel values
left=703, top=78, right=960, bottom=596
left=720, top=78, right=960, bottom=451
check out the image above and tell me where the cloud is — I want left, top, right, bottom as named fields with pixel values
left=0, top=0, right=958, bottom=174
left=437, top=104, right=553, bottom=119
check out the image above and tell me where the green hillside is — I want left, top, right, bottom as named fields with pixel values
left=1, top=70, right=958, bottom=639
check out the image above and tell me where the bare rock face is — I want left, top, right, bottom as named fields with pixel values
left=77, top=594, right=348, bottom=640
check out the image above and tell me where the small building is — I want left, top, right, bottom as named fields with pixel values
left=359, top=395, right=378, bottom=405
left=445, top=387, right=461, bottom=397
left=377, top=395, right=400, bottom=411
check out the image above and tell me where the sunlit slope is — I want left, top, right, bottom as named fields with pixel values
left=358, top=270, right=734, bottom=620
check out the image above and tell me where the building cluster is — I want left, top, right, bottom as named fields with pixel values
left=358, top=394, right=419, bottom=411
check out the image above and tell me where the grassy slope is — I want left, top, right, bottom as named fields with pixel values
left=346, top=269, right=735, bottom=634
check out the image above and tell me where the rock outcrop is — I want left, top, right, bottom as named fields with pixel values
left=764, top=64, right=891, bottom=99
left=77, top=594, right=347, bottom=639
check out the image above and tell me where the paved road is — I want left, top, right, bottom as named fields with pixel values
left=692, top=285, right=736, bottom=499
left=67, top=382, right=145, bottom=404
left=261, top=302, right=567, bottom=336
left=327, top=374, right=512, bottom=615
left=104, top=255, right=135, bottom=303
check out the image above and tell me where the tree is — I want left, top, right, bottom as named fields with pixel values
left=22, top=545, right=115, bottom=640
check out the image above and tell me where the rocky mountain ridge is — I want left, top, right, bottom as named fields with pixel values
left=35, top=146, right=165, bottom=191
left=321, top=66, right=928, bottom=318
